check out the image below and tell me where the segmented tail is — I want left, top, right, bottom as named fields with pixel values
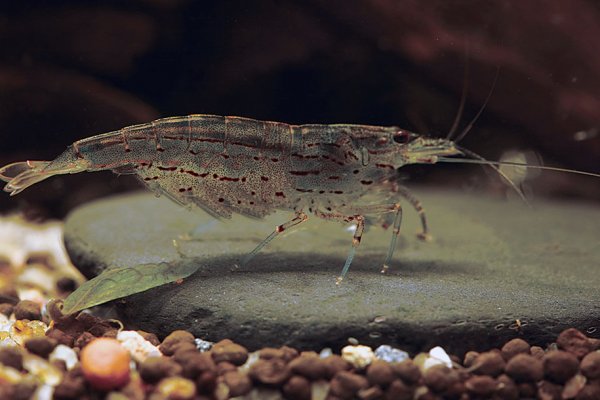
left=0, top=161, right=54, bottom=196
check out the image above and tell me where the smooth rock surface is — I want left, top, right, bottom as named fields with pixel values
left=64, top=190, right=600, bottom=354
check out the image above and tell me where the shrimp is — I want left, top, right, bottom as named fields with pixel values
left=1, top=115, right=598, bottom=284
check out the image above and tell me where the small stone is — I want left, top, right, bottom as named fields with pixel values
left=288, top=352, right=328, bottom=380
left=366, top=359, right=395, bottom=387
left=155, top=376, right=196, bottom=400
left=505, top=353, right=543, bottom=383
left=580, top=351, right=600, bottom=379
left=537, top=380, right=562, bottom=400
left=374, top=345, right=409, bottom=363
left=384, top=379, right=414, bottom=400
left=54, top=366, right=87, bottom=399
left=282, top=375, right=311, bottom=400
left=357, top=385, right=384, bottom=400
left=501, top=338, right=530, bottom=360
left=342, top=344, right=375, bottom=369
left=211, top=339, right=249, bottom=366
left=463, top=351, right=479, bottom=367
left=140, top=356, right=183, bottom=384
left=11, top=381, right=37, bottom=400
left=563, top=374, right=587, bottom=398
left=465, top=375, right=497, bottom=397
left=137, top=330, right=161, bottom=346
left=496, top=374, right=519, bottom=400
left=423, top=364, right=456, bottom=393
left=24, top=336, right=58, bottom=358
left=248, top=358, right=291, bottom=386
left=575, top=382, right=600, bottom=400
left=80, top=338, right=131, bottom=391
left=530, top=346, right=545, bottom=360
left=179, top=352, right=217, bottom=379
left=117, top=330, right=161, bottom=363
left=471, top=351, right=505, bottom=377
left=172, top=341, right=198, bottom=356
left=390, top=360, right=421, bottom=385
left=329, top=370, right=369, bottom=399
left=196, top=370, right=218, bottom=394
left=517, top=382, right=537, bottom=398
left=323, top=354, right=352, bottom=379
left=49, top=344, right=78, bottom=370
left=46, top=328, right=75, bottom=347
left=13, top=300, right=41, bottom=321
left=0, top=287, right=19, bottom=305
left=0, top=303, right=13, bottom=317
left=74, top=331, right=96, bottom=349
left=56, top=277, right=78, bottom=292
left=0, top=347, right=23, bottom=370
left=216, top=361, right=237, bottom=375
left=221, top=370, right=252, bottom=397
left=159, top=330, right=196, bottom=356
left=543, top=350, right=579, bottom=383
left=557, top=328, right=594, bottom=359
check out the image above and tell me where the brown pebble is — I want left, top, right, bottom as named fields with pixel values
left=53, top=367, right=87, bottom=400
left=543, top=350, right=579, bottom=383
left=159, top=330, right=196, bottom=356
left=580, top=352, right=600, bottom=380
left=530, top=346, right=545, bottom=360
left=288, top=353, right=328, bottom=380
left=282, top=375, right=311, bottom=400
left=248, top=358, right=291, bottom=386
left=196, top=370, right=218, bottom=394
left=423, top=365, right=457, bottom=393
left=74, top=331, right=96, bottom=349
left=56, top=277, right=78, bottom=292
left=0, top=346, right=23, bottom=370
left=260, top=346, right=299, bottom=362
left=471, top=351, right=505, bottom=377
left=366, top=359, right=395, bottom=387
left=557, top=328, right=594, bottom=359
left=358, top=385, right=384, bottom=400
left=14, top=300, right=41, bottom=321
left=46, top=328, right=75, bottom=347
left=211, top=339, right=249, bottom=366
left=496, top=374, right=519, bottom=400
left=216, top=361, right=237, bottom=375
left=329, top=370, right=370, bottom=399
left=390, top=359, right=421, bottom=385
left=501, top=338, right=531, bottom=361
left=538, top=380, right=563, bottom=400
left=463, top=350, right=479, bottom=368
left=0, top=287, right=19, bottom=305
left=172, top=342, right=199, bottom=360
left=24, top=336, right=58, bottom=358
left=575, top=382, right=600, bottom=400
left=137, top=330, right=161, bottom=346
left=323, top=354, right=352, bottom=379
left=11, top=381, right=37, bottom=400
left=221, top=370, right=252, bottom=397
left=384, top=379, right=414, bottom=400
left=139, top=356, right=183, bottom=384
left=0, top=303, right=13, bottom=317
left=180, top=352, right=217, bottom=379
left=517, top=382, right=537, bottom=398
left=465, top=375, right=497, bottom=397
left=505, top=353, right=543, bottom=383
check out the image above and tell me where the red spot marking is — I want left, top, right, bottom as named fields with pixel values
left=251, top=191, right=256, bottom=195
left=219, top=177, right=240, bottom=182
left=253, top=156, right=260, bottom=160
left=306, top=143, right=320, bottom=147
left=330, top=190, right=344, bottom=194
left=218, top=198, right=224, bottom=202
left=295, top=188, right=313, bottom=193
left=221, top=154, right=230, bottom=159
left=178, top=188, right=186, bottom=192
left=180, top=169, right=201, bottom=177
left=213, top=174, right=218, bottom=179
left=249, top=201, right=255, bottom=205
left=199, top=173, right=209, bottom=178
left=276, top=226, right=285, bottom=233
left=353, top=170, right=360, bottom=174
left=125, top=148, right=131, bottom=153
left=360, top=180, right=373, bottom=185
left=319, top=190, right=325, bottom=194
left=163, top=135, right=186, bottom=140
left=157, top=147, right=165, bottom=152
left=157, top=166, right=177, bottom=171
left=326, top=207, right=332, bottom=211
left=241, top=177, right=247, bottom=182
left=261, top=176, right=269, bottom=181
left=328, top=176, right=340, bottom=180
left=192, top=138, right=223, bottom=144
left=271, top=158, right=279, bottom=162
left=237, top=200, right=242, bottom=204
left=189, top=150, right=199, bottom=155
left=376, top=163, right=395, bottom=170
left=275, top=192, right=286, bottom=198
left=289, top=170, right=320, bottom=176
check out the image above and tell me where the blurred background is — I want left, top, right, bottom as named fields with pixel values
left=1, top=0, right=599, bottom=219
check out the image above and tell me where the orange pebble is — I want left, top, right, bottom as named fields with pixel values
left=80, top=337, right=131, bottom=391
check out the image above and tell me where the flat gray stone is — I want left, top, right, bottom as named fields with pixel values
left=64, top=190, right=600, bottom=354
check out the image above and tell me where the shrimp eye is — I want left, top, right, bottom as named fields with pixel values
left=393, top=131, right=413, bottom=144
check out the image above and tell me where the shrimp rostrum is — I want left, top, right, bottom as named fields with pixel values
left=1, top=115, right=597, bottom=283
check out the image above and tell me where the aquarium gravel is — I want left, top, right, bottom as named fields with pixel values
left=0, top=217, right=600, bottom=399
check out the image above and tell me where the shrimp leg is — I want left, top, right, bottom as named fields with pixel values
left=394, top=184, right=430, bottom=241
left=242, top=211, right=309, bottom=265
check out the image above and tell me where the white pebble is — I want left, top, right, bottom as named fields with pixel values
left=117, top=330, right=161, bottom=362
left=341, top=344, right=375, bottom=369
left=49, top=344, right=78, bottom=370
left=424, top=346, right=453, bottom=370
left=374, top=344, right=409, bottom=363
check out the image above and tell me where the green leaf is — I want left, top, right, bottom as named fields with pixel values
left=62, top=262, right=199, bottom=314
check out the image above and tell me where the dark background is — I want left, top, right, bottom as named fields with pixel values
left=1, top=0, right=599, bottom=219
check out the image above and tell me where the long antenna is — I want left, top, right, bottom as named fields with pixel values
left=446, top=44, right=470, bottom=140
